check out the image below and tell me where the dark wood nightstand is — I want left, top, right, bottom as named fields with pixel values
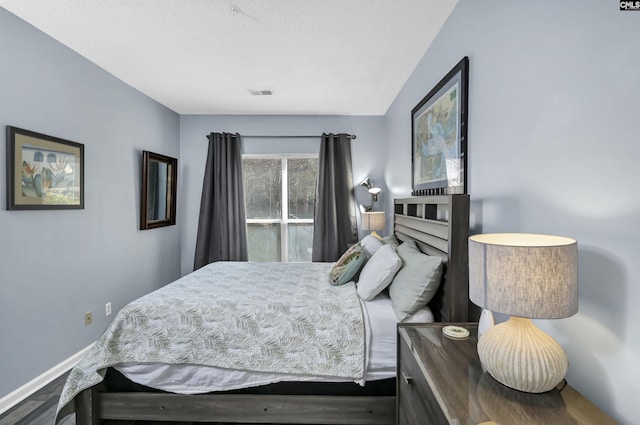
left=397, top=323, right=618, bottom=425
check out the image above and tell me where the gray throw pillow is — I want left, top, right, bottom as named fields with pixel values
left=360, top=234, right=384, bottom=258
left=388, top=240, right=443, bottom=320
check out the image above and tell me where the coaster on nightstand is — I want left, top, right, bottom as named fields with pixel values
left=442, top=325, right=470, bottom=339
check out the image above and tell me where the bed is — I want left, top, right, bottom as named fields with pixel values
left=56, top=194, right=471, bottom=425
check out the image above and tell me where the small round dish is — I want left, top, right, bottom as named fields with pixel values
left=442, top=325, right=470, bottom=339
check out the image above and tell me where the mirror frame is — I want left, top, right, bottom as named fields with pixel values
left=140, top=150, right=177, bottom=230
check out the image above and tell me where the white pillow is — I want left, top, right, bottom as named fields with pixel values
left=360, top=234, right=384, bottom=258
left=402, top=306, right=435, bottom=323
left=356, top=245, right=402, bottom=301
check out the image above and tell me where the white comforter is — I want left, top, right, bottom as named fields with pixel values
left=57, top=262, right=365, bottom=419
left=115, top=293, right=429, bottom=393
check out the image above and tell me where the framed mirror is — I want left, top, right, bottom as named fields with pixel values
left=140, top=150, right=177, bottom=230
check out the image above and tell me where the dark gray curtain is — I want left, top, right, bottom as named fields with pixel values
left=194, top=132, right=248, bottom=270
left=312, top=133, right=358, bottom=262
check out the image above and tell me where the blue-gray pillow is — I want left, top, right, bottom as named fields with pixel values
left=381, top=234, right=400, bottom=247
left=388, top=240, right=443, bottom=320
left=330, top=243, right=367, bottom=285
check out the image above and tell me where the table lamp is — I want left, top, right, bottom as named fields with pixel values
left=361, top=211, right=385, bottom=238
left=469, top=233, right=578, bottom=393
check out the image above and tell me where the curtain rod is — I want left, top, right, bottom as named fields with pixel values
left=206, top=134, right=356, bottom=140
left=243, top=134, right=356, bottom=140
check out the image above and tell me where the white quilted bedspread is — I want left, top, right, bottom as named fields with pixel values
left=56, top=261, right=365, bottom=420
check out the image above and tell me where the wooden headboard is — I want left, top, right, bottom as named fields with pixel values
left=394, top=194, right=473, bottom=323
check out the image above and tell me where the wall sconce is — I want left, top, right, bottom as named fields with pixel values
left=359, top=176, right=382, bottom=211
left=469, top=233, right=578, bottom=393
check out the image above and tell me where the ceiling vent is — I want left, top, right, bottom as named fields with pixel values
left=249, top=90, right=273, bottom=96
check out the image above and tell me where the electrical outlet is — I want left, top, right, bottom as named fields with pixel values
left=105, top=302, right=112, bottom=316
left=85, top=311, right=92, bottom=325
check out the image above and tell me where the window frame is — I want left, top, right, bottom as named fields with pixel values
left=243, top=153, right=318, bottom=262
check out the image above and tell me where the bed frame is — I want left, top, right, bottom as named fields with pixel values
left=393, top=195, right=472, bottom=322
left=69, top=194, right=471, bottom=425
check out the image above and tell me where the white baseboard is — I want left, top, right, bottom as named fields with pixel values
left=0, top=343, right=94, bottom=416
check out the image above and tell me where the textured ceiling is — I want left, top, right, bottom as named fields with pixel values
left=0, top=0, right=458, bottom=115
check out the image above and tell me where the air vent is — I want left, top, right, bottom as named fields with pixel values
left=249, top=90, right=273, bottom=96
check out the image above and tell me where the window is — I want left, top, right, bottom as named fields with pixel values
left=243, top=155, right=319, bottom=262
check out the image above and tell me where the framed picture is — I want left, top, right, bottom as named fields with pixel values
left=6, top=126, right=84, bottom=210
left=411, top=56, right=469, bottom=195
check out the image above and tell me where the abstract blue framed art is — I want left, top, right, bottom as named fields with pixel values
left=411, top=57, right=469, bottom=196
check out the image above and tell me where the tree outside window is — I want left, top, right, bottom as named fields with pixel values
left=243, top=155, right=318, bottom=262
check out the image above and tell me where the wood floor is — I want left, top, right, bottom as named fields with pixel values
left=0, top=373, right=318, bottom=425
left=0, top=373, right=73, bottom=425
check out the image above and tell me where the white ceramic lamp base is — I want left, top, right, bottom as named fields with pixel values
left=478, top=308, right=495, bottom=340
left=477, top=316, right=568, bottom=393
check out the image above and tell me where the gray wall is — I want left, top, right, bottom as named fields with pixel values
left=0, top=9, right=181, bottom=397
left=384, top=1, right=639, bottom=422
left=2, top=1, right=637, bottom=422
left=179, top=115, right=388, bottom=275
